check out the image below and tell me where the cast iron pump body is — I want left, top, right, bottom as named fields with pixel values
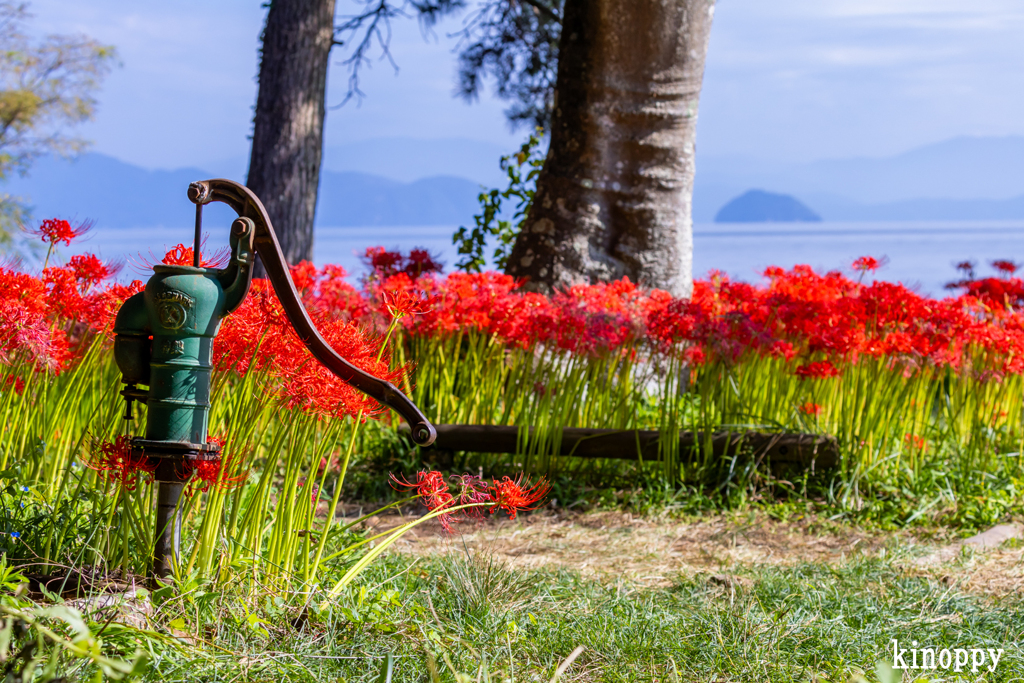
left=112, top=179, right=436, bottom=577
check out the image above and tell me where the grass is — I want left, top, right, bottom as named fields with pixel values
left=5, top=530, right=1021, bottom=682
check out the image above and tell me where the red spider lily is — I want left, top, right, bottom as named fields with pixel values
left=794, top=360, right=841, bottom=379
left=363, top=247, right=405, bottom=279
left=406, top=248, right=445, bottom=279
left=42, top=266, right=85, bottom=321
left=380, top=287, right=439, bottom=319
left=963, top=278, right=1024, bottom=311
left=798, top=402, right=823, bottom=417
left=488, top=474, right=550, bottom=520
left=390, top=470, right=457, bottom=531
left=450, top=474, right=493, bottom=520
left=904, top=434, right=928, bottom=451
left=67, top=253, right=123, bottom=288
left=945, top=260, right=981, bottom=292
left=278, top=314, right=405, bottom=418
left=0, top=266, right=71, bottom=371
left=391, top=470, right=549, bottom=532
left=2, top=375, right=25, bottom=395
left=551, top=278, right=647, bottom=355
left=82, top=280, right=145, bottom=332
left=33, top=218, right=93, bottom=247
left=185, top=438, right=248, bottom=496
left=852, top=256, right=882, bottom=272
left=315, top=264, right=369, bottom=322
left=91, top=436, right=155, bottom=491
left=290, top=260, right=319, bottom=290
left=362, top=246, right=443, bottom=281
left=390, top=470, right=451, bottom=508
left=992, top=260, right=1019, bottom=277
left=11, top=237, right=1024, bottom=408
left=211, top=278, right=401, bottom=418
left=161, top=244, right=230, bottom=269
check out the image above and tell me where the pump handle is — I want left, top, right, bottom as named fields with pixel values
left=187, top=179, right=436, bottom=447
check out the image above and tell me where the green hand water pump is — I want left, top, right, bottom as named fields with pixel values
left=111, top=179, right=436, bottom=577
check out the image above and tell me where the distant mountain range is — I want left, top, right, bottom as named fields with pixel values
left=1, top=152, right=483, bottom=229
left=3, top=135, right=1024, bottom=229
left=206, top=137, right=510, bottom=187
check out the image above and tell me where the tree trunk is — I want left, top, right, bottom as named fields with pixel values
left=247, top=0, right=336, bottom=268
left=505, top=0, right=714, bottom=297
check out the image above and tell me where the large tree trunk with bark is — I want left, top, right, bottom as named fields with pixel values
left=247, top=0, right=336, bottom=268
left=505, top=0, right=714, bottom=297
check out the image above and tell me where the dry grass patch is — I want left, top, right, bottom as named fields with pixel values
left=357, top=509, right=892, bottom=587
left=349, top=507, right=1024, bottom=596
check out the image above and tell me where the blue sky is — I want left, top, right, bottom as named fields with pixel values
left=26, top=0, right=1024, bottom=171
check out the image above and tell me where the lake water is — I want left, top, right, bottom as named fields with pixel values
left=66, top=220, right=1024, bottom=299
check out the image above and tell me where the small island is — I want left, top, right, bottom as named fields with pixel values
left=715, top=189, right=823, bottom=222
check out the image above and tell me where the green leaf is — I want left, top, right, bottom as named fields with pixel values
left=375, top=652, right=395, bottom=683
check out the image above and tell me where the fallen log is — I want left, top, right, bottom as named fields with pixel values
left=399, top=423, right=839, bottom=470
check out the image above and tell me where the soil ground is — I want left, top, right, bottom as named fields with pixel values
left=354, top=508, right=1024, bottom=596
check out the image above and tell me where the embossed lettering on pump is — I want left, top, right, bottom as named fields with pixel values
left=156, top=291, right=194, bottom=330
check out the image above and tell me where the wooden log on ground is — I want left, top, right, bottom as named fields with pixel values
left=399, top=424, right=839, bottom=470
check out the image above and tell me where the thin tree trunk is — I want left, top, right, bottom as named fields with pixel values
left=247, top=0, right=336, bottom=268
left=505, top=0, right=715, bottom=297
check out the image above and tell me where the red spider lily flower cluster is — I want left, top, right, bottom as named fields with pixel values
left=91, top=436, right=156, bottom=491
left=32, top=218, right=93, bottom=247
left=795, top=361, right=841, bottom=380
left=7, top=240, right=1024, bottom=415
left=180, top=436, right=248, bottom=496
left=390, top=470, right=550, bottom=533
left=642, top=262, right=1024, bottom=377
left=213, top=274, right=403, bottom=419
left=0, top=266, right=66, bottom=370
left=798, top=402, right=823, bottom=417
left=362, top=246, right=444, bottom=282
left=904, top=433, right=928, bottom=452
left=0, top=214, right=138, bottom=374
left=991, top=260, right=1019, bottom=277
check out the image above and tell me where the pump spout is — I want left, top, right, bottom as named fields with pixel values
left=187, top=179, right=437, bottom=447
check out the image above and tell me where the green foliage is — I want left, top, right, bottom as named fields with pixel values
left=0, top=556, right=146, bottom=681
left=0, top=1, right=116, bottom=247
left=7, top=548, right=1005, bottom=682
left=452, top=129, right=544, bottom=273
